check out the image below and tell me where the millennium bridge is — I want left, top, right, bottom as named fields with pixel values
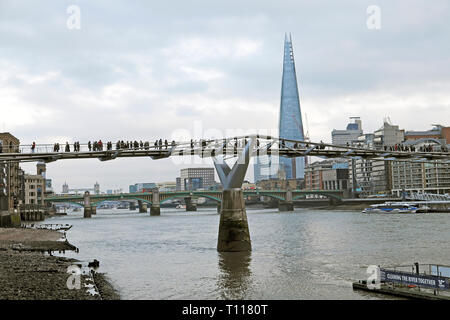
left=2, top=135, right=449, bottom=252
left=1, top=135, right=449, bottom=163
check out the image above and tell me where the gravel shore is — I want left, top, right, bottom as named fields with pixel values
left=0, top=228, right=120, bottom=300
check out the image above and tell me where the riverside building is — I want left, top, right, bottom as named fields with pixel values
left=347, top=120, right=450, bottom=197
left=304, top=159, right=349, bottom=192
left=0, top=133, right=21, bottom=211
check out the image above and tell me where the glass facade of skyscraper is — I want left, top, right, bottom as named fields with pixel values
left=278, top=34, right=305, bottom=179
left=254, top=34, right=305, bottom=182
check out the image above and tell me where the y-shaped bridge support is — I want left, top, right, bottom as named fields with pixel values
left=213, top=138, right=255, bottom=252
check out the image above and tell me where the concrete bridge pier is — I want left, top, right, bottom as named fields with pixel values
left=150, top=188, right=160, bottom=216
left=91, top=205, right=97, bottom=215
left=217, top=203, right=221, bottom=214
left=328, top=197, right=342, bottom=206
left=83, top=191, right=92, bottom=218
left=217, top=188, right=251, bottom=252
left=214, top=137, right=256, bottom=252
left=184, top=197, right=197, bottom=212
left=278, top=190, right=294, bottom=212
left=138, top=200, right=148, bottom=213
left=84, top=207, right=91, bottom=218
left=278, top=201, right=294, bottom=211
left=129, top=201, right=136, bottom=211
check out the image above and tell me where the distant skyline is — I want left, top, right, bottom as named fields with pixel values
left=2, top=1, right=449, bottom=191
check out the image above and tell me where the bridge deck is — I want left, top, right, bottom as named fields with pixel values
left=1, top=145, right=448, bottom=163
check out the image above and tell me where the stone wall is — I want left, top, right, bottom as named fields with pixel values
left=0, top=211, right=21, bottom=227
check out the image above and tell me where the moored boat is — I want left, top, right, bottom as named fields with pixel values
left=362, top=202, right=419, bottom=214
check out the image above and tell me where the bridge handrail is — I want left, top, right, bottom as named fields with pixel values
left=1, top=136, right=448, bottom=165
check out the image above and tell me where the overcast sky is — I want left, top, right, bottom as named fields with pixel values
left=1, top=0, right=449, bottom=192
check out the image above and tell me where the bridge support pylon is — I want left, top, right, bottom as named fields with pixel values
left=217, top=188, right=251, bottom=252
left=278, top=190, right=294, bottom=212
left=83, top=191, right=92, bottom=218
left=328, top=197, right=342, bottom=206
left=213, top=137, right=255, bottom=252
left=184, top=197, right=197, bottom=212
left=150, top=188, right=160, bottom=216
left=278, top=201, right=294, bottom=211
left=138, top=200, right=148, bottom=213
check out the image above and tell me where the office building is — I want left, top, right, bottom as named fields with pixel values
left=179, top=167, right=215, bottom=191
left=304, top=159, right=349, bottom=191
left=331, top=117, right=363, bottom=146
left=129, top=182, right=157, bottom=193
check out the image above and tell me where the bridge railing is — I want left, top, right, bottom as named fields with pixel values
left=1, top=136, right=449, bottom=162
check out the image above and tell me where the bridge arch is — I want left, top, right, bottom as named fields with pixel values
left=160, top=194, right=222, bottom=204
left=292, top=192, right=343, bottom=201
left=115, top=198, right=153, bottom=205
left=47, top=200, right=83, bottom=206
left=254, top=193, right=286, bottom=202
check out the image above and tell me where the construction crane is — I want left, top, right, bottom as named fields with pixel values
left=289, top=112, right=310, bottom=167
left=304, top=113, right=310, bottom=142
left=303, top=113, right=310, bottom=165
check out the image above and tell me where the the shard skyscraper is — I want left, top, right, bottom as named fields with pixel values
left=278, top=33, right=305, bottom=179
left=254, top=33, right=305, bottom=182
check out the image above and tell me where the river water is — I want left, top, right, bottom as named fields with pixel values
left=41, top=208, right=450, bottom=300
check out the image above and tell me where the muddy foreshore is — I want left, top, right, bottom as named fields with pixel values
left=0, top=228, right=120, bottom=300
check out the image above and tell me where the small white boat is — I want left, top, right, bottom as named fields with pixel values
left=362, top=202, right=419, bottom=214
left=176, top=204, right=186, bottom=209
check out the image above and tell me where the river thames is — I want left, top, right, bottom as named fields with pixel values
left=42, top=208, right=450, bottom=299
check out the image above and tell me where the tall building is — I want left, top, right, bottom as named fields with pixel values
left=331, top=117, right=363, bottom=146
left=254, top=33, right=305, bottom=182
left=94, top=182, right=100, bottom=194
left=278, top=33, right=306, bottom=179
left=62, top=182, right=69, bottom=194
left=179, top=167, right=215, bottom=191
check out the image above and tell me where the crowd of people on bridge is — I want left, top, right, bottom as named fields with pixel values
left=47, top=139, right=178, bottom=152
left=383, top=143, right=448, bottom=153
left=384, top=144, right=417, bottom=152
left=2, top=137, right=449, bottom=155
